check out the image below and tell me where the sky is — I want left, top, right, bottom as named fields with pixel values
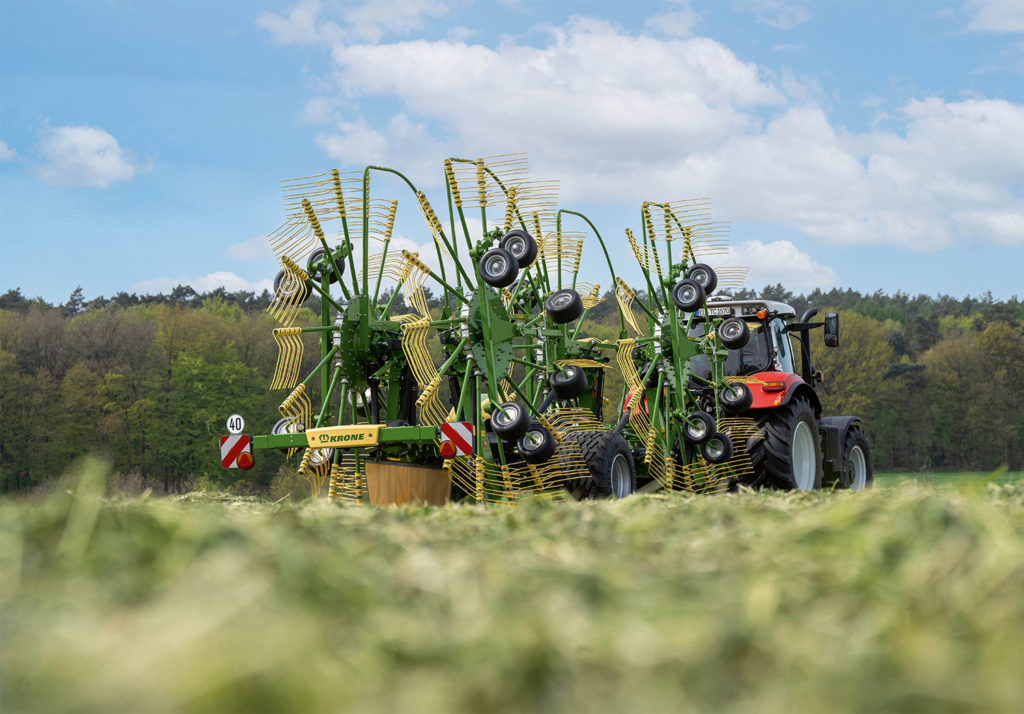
left=1, top=0, right=1022, bottom=306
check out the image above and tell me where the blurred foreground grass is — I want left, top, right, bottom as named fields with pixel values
left=3, top=460, right=1023, bottom=713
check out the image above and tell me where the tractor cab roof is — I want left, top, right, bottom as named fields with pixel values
left=693, top=298, right=796, bottom=321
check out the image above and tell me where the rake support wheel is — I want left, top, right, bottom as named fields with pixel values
left=518, top=422, right=556, bottom=464
left=545, top=289, right=584, bottom=324
left=550, top=365, right=588, bottom=400
left=499, top=229, right=538, bottom=268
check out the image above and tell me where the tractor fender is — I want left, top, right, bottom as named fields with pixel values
left=819, top=416, right=864, bottom=483
left=745, top=371, right=822, bottom=414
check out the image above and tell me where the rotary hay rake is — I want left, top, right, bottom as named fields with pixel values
left=608, top=199, right=760, bottom=494
left=251, top=154, right=645, bottom=504
left=236, top=154, right=753, bottom=503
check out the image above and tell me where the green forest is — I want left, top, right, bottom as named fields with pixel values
left=1, top=283, right=1022, bottom=495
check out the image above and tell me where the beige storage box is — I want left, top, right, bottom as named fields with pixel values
left=365, top=462, right=451, bottom=506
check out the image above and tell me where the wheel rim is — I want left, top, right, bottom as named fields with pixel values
left=484, top=254, right=508, bottom=277
left=691, top=268, right=710, bottom=287
left=687, top=419, right=708, bottom=441
left=848, top=445, right=867, bottom=490
left=556, top=366, right=577, bottom=384
left=722, top=322, right=740, bottom=340
left=677, top=284, right=696, bottom=303
left=522, top=430, right=544, bottom=449
left=724, top=384, right=745, bottom=405
left=506, top=236, right=526, bottom=258
left=791, top=420, right=816, bottom=490
left=494, top=404, right=519, bottom=428
left=705, top=437, right=726, bottom=461
left=550, top=292, right=571, bottom=308
left=610, top=453, right=631, bottom=498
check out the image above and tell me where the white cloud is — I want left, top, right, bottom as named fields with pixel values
left=131, top=272, right=274, bottom=295
left=736, top=0, right=812, bottom=30
left=966, top=0, right=1024, bottom=33
left=261, top=8, right=1024, bottom=253
left=34, top=125, right=147, bottom=189
left=714, top=240, right=837, bottom=292
left=258, top=0, right=451, bottom=45
left=224, top=235, right=274, bottom=261
left=0, top=140, right=17, bottom=162
left=645, top=1, right=701, bottom=37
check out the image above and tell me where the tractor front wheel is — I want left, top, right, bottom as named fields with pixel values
left=747, top=396, right=823, bottom=490
left=841, top=426, right=873, bottom=490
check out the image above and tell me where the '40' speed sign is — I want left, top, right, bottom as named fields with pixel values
left=226, top=414, right=245, bottom=435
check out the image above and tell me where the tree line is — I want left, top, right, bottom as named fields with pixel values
left=1, top=284, right=1021, bottom=494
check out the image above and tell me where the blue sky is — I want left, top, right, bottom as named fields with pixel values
left=1, top=0, right=1022, bottom=305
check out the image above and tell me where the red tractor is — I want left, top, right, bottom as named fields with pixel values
left=689, top=299, right=873, bottom=490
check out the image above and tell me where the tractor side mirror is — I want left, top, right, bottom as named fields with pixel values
left=824, top=312, right=839, bottom=347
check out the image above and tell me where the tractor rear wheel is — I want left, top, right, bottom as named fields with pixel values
left=841, top=426, right=873, bottom=490
left=568, top=430, right=636, bottom=499
left=747, top=396, right=822, bottom=490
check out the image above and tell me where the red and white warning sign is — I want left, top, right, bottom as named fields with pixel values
left=220, top=434, right=253, bottom=469
left=439, top=421, right=474, bottom=456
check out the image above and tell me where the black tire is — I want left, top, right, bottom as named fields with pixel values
left=700, top=432, right=733, bottom=464
left=685, top=263, right=718, bottom=295
left=746, top=396, right=823, bottom=490
left=307, top=247, right=345, bottom=283
left=720, top=381, right=753, bottom=414
left=567, top=430, right=636, bottom=499
left=518, top=422, right=556, bottom=464
left=841, top=426, right=873, bottom=490
left=670, top=279, right=705, bottom=312
left=499, top=229, right=538, bottom=268
left=479, top=247, right=519, bottom=288
left=719, top=317, right=750, bottom=349
left=545, top=289, right=584, bottom=324
left=491, top=401, right=530, bottom=441
left=683, top=411, right=716, bottom=444
left=385, top=419, right=410, bottom=427
left=273, top=269, right=310, bottom=303
left=549, top=365, right=588, bottom=399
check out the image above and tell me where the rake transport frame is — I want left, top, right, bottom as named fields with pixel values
left=227, top=154, right=758, bottom=503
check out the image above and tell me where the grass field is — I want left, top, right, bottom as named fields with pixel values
left=876, top=470, right=1024, bottom=487
left=3, top=461, right=1023, bottom=713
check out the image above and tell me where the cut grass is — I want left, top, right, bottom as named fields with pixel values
left=876, top=470, right=1024, bottom=487
left=2, top=459, right=1023, bottom=713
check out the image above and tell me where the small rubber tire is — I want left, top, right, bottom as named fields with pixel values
left=479, top=247, right=519, bottom=288
left=518, top=422, right=556, bottom=464
left=720, top=382, right=753, bottom=414
left=685, top=263, right=718, bottom=295
left=499, top=229, right=538, bottom=268
left=549, top=365, right=588, bottom=399
left=545, top=289, right=584, bottom=324
left=273, top=269, right=310, bottom=303
left=683, top=411, right=716, bottom=444
left=719, top=317, right=750, bottom=350
left=671, top=278, right=705, bottom=312
left=842, top=425, right=873, bottom=490
left=700, top=432, right=733, bottom=464
left=491, top=401, right=530, bottom=441
left=307, top=247, right=346, bottom=284
left=568, top=430, right=637, bottom=499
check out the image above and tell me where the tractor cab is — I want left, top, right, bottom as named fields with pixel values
left=687, top=299, right=838, bottom=389
left=688, top=300, right=799, bottom=378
